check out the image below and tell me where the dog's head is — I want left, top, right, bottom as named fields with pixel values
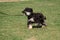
left=22, top=7, right=33, bottom=16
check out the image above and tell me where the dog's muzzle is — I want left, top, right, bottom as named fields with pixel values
left=22, top=11, right=25, bottom=13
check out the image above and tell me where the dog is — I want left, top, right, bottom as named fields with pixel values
left=22, top=7, right=47, bottom=29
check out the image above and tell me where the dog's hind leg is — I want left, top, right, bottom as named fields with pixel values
left=42, top=22, right=47, bottom=26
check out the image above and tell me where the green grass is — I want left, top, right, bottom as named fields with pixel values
left=0, top=0, right=60, bottom=40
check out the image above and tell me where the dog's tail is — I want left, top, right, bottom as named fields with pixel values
left=44, top=16, right=46, bottom=20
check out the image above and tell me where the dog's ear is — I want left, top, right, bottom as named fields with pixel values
left=24, top=7, right=33, bottom=13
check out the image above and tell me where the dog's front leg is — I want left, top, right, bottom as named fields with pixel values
left=27, top=21, right=33, bottom=29
left=28, top=24, right=32, bottom=29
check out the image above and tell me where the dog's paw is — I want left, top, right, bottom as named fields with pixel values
left=28, top=24, right=32, bottom=29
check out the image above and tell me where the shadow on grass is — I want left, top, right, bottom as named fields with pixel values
left=33, top=26, right=42, bottom=28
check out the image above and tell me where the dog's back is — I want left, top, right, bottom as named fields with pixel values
left=31, top=13, right=46, bottom=23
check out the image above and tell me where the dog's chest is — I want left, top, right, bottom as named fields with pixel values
left=28, top=17, right=34, bottom=22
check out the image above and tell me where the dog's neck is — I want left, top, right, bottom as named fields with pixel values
left=26, top=12, right=33, bottom=19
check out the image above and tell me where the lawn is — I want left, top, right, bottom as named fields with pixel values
left=0, top=0, right=60, bottom=40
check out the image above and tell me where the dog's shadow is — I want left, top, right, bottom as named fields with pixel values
left=33, top=26, right=42, bottom=28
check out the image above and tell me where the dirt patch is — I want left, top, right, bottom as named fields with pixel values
left=0, top=0, right=19, bottom=2
left=26, top=36, right=37, bottom=40
left=0, top=0, right=29, bottom=2
left=48, top=3, right=55, bottom=6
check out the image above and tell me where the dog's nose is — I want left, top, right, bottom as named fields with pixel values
left=22, top=11, right=25, bottom=13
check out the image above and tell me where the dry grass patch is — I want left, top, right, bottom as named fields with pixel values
left=0, top=0, right=29, bottom=2
left=26, top=36, right=37, bottom=40
left=0, top=0, right=19, bottom=2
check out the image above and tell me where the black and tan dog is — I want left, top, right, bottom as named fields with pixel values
left=22, top=7, right=47, bottom=29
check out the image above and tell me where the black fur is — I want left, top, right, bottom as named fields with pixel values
left=22, top=7, right=46, bottom=28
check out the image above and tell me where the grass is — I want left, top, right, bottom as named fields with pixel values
left=0, top=0, right=60, bottom=40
